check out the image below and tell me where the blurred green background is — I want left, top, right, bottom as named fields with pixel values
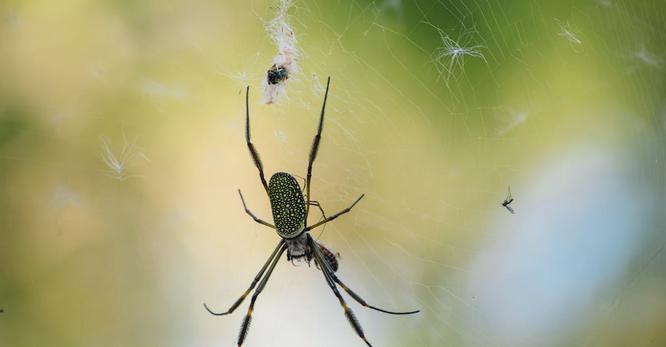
left=1, top=0, right=665, bottom=346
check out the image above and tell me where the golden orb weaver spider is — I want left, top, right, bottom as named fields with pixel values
left=203, top=77, right=420, bottom=346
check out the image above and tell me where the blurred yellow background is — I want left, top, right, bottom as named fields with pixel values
left=1, top=0, right=665, bottom=346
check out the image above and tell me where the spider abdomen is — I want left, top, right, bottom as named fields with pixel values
left=268, top=172, right=306, bottom=238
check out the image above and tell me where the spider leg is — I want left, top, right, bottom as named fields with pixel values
left=292, top=174, right=307, bottom=193
left=308, top=237, right=372, bottom=346
left=238, top=189, right=275, bottom=228
left=308, top=200, right=327, bottom=220
left=244, top=86, right=270, bottom=195
left=203, top=240, right=284, bottom=316
left=308, top=200, right=330, bottom=240
left=305, top=77, right=331, bottom=220
left=305, top=194, right=364, bottom=231
left=308, top=235, right=419, bottom=316
left=237, top=242, right=287, bottom=346
left=329, top=265, right=420, bottom=315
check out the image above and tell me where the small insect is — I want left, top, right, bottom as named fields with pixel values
left=204, top=77, right=419, bottom=346
left=502, top=185, right=515, bottom=214
left=266, top=64, right=289, bottom=85
left=317, top=242, right=341, bottom=272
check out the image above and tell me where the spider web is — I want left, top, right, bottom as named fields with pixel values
left=0, top=1, right=665, bottom=347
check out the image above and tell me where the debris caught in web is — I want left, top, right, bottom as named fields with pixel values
left=263, top=0, right=299, bottom=104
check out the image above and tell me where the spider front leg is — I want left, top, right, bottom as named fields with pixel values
left=238, top=189, right=275, bottom=228
left=244, top=86, right=270, bottom=195
left=305, top=77, right=331, bottom=219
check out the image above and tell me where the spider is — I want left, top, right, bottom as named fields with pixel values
left=203, top=77, right=420, bottom=346
left=502, top=185, right=515, bottom=214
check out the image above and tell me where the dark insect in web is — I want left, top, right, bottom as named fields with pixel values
left=502, top=185, right=515, bottom=214
left=266, top=64, right=289, bottom=85
left=203, top=77, right=420, bottom=347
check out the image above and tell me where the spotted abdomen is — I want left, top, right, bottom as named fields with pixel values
left=268, top=172, right=306, bottom=239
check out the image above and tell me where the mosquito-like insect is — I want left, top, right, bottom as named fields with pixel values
left=502, top=185, right=515, bottom=214
left=203, top=77, right=419, bottom=346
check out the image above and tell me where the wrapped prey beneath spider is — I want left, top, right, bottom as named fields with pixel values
left=316, top=242, right=340, bottom=272
left=285, top=233, right=340, bottom=272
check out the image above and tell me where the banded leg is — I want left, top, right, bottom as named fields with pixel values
left=203, top=240, right=284, bottom=316
left=305, top=77, right=331, bottom=220
left=308, top=235, right=419, bottom=315
left=331, top=276, right=420, bottom=315
left=244, top=86, right=269, bottom=194
left=309, top=236, right=372, bottom=346
left=238, top=243, right=287, bottom=346
left=238, top=189, right=275, bottom=228
left=305, top=194, right=364, bottom=231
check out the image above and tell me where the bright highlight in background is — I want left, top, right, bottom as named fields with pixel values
left=468, top=143, right=657, bottom=346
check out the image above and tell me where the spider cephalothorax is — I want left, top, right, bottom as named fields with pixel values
left=204, top=77, right=419, bottom=347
